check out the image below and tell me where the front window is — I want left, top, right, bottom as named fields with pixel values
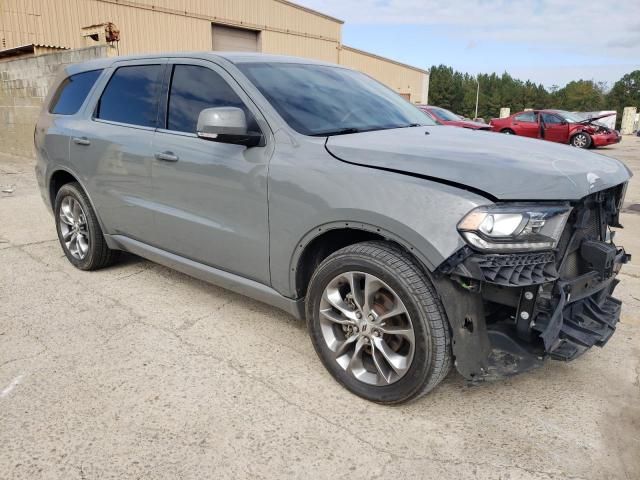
left=428, top=107, right=461, bottom=122
left=237, top=62, right=435, bottom=136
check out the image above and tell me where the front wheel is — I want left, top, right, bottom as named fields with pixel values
left=501, top=128, right=515, bottom=135
left=306, top=241, right=452, bottom=404
left=571, top=132, right=592, bottom=148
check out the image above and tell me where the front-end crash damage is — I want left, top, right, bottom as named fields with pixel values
left=434, top=184, right=631, bottom=381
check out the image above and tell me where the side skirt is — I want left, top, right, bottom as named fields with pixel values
left=106, top=235, right=305, bottom=320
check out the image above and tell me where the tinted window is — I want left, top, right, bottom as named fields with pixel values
left=49, top=70, right=102, bottom=115
left=166, top=65, right=251, bottom=133
left=237, top=63, right=435, bottom=136
left=515, top=111, right=537, bottom=123
left=97, top=65, right=162, bottom=127
left=541, top=113, right=563, bottom=124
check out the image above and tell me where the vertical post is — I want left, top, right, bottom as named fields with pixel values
left=475, top=79, right=479, bottom=120
left=621, top=107, right=637, bottom=134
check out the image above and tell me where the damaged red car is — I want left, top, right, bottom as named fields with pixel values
left=418, top=105, right=491, bottom=130
left=489, top=110, right=621, bottom=148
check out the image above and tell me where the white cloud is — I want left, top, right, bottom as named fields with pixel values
left=299, top=0, right=640, bottom=59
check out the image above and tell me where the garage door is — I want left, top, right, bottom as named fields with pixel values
left=212, top=24, right=259, bottom=52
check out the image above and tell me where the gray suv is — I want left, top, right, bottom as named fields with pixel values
left=35, top=53, right=631, bottom=403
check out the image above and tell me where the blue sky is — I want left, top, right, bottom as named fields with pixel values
left=297, top=0, right=640, bottom=89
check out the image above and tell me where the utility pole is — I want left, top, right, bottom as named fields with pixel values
left=474, top=78, right=480, bottom=120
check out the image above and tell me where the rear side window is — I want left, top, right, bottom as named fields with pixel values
left=166, top=64, right=252, bottom=133
left=96, top=65, right=163, bottom=127
left=515, top=112, right=537, bottom=123
left=49, top=70, right=102, bottom=115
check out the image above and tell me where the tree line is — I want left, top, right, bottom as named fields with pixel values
left=428, top=65, right=640, bottom=127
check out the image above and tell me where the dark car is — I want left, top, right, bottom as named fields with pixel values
left=490, top=109, right=621, bottom=148
left=418, top=105, right=491, bottom=130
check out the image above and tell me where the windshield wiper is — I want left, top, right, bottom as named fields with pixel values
left=310, top=127, right=362, bottom=137
left=311, top=124, right=423, bottom=137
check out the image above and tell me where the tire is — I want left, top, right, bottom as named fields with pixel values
left=571, top=132, right=592, bottom=148
left=54, top=182, right=119, bottom=270
left=306, top=241, right=452, bottom=404
left=501, top=128, right=515, bottom=135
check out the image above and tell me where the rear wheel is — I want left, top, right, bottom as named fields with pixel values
left=501, top=128, right=515, bottom=135
left=571, top=132, right=591, bottom=148
left=306, top=241, right=451, bottom=404
left=54, top=182, right=119, bottom=270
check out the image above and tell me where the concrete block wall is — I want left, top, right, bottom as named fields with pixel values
left=0, top=45, right=115, bottom=159
left=621, top=107, right=638, bottom=135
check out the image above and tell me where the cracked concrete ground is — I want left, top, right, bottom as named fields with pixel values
left=1, top=138, right=639, bottom=480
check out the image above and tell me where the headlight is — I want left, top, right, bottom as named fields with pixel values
left=457, top=204, right=572, bottom=252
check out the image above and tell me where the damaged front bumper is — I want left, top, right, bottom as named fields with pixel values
left=434, top=186, right=631, bottom=381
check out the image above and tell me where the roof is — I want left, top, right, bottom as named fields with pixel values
left=0, top=43, right=67, bottom=59
left=275, top=0, right=343, bottom=24
left=65, top=51, right=348, bottom=75
left=341, top=45, right=429, bottom=75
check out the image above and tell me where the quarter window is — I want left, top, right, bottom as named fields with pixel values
left=515, top=112, right=537, bottom=123
left=49, top=70, right=102, bottom=115
left=96, top=65, right=163, bottom=127
left=166, top=64, right=251, bottom=133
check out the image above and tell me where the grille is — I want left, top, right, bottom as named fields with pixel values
left=466, top=252, right=558, bottom=286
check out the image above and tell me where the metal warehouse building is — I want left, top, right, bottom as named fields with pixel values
left=0, top=0, right=429, bottom=102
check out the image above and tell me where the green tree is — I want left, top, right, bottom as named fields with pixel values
left=607, top=70, right=640, bottom=128
left=553, top=80, right=605, bottom=111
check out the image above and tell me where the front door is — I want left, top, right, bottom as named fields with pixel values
left=540, top=112, right=570, bottom=143
left=150, top=60, right=272, bottom=284
left=69, top=59, right=166, bottom=241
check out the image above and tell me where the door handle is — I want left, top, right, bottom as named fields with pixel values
left=155, top=151, right=179, bottom=162
left=72, top=137, right=91, bottom=146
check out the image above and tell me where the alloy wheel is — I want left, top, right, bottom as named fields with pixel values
left=58, top=196, right=90, bottom=260
left=318, top=271, right=415, bottom=386
left=573, top=133, right=588, bottom=148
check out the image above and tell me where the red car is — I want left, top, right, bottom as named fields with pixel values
left=418, top=105, right=491, bottom=130
left=489, top=110, right=621, bottom=148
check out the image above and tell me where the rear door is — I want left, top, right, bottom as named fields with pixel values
left=150, top=59, right=272, bottom=284
left=511, top=111, right=539, bottom=138
left=540, top=112, right=570, bottom=143
left=68, top=59, right=166, bottom=241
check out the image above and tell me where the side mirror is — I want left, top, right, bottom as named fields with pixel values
left=196, top=107, right=263, bottom=147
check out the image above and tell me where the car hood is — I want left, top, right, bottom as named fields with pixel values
left=325, top=126, right=631, bottom=201
left=577, top=112, right=615, bottom=125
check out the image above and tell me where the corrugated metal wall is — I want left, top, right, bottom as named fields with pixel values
left=0, top=0, right=426, bottom=101
left=0, top=0, right=341, bottom=54
left=339, top=46, right=428, bottom=103
left=261, top=31, right=338, bottom=63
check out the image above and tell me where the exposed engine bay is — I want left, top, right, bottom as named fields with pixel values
left=436, top=183, right=631, bottom=380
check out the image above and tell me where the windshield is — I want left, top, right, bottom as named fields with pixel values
left=429, top=107, right=462, bottom=122
left=555, top=110, right=584, bottom=123
left=237, top=62, right=435, bottom=136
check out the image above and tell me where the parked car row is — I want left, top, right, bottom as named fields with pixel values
left=419, top=104, right=621, bottom=149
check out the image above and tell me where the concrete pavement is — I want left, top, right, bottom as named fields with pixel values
left=1, top=138, right=639, bottom=480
